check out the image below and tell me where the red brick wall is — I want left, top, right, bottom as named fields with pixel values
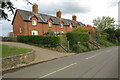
left=13, top=11, right=25, bottom=36
left=13, top=11, right=74, bottom=36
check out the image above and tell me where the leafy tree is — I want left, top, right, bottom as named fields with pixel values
left=0, top=0, right=36, bottom=21
left=45, top=29, right=55, bottom=35
left=92, top=16, right=115, bottom=32
left=0, top=0, right=15, bottom=21
left=73, top=26, right=90, bottom=33
left=104, top=28, right=120, bottom=44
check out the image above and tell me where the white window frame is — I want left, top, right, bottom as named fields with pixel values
left=48, top=22, right=52, bottom=27
left=61, top=31, right=64, bottom=34
left=20, top=28, right=22, bottom=33
left=70, top=24, right=72, bottom=29
left=32, top=30, right=38, bottom=35
left=60, top=24, right=63, bottom=28
left=32, top=20, right=37, bottom=26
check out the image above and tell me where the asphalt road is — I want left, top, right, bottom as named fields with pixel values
left=3, top=46, right=118, bottom=78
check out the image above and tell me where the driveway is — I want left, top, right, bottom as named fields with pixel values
left=1, top=42, right=73, bottom=64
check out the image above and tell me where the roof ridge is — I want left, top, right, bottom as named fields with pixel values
left=17, top=9, right=80, bottom=22
left=16, top=9, right=84, bottom=26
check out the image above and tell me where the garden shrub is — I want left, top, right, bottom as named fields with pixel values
left=100, top=33, right=109, bottom=40
left=17, top=35, right=60, bottom=47
left=72, top=44, right=88, bottom=53
left=2, top=37, right=17, bottom=42
left=66, top=32, right=90, bottom=46
left=96, top=38, right=114, bottom=47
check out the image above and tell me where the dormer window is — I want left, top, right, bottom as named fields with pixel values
left=32, top=20, right=37, bottom=26
left=70, top=24, right=72, bottom=29
left=48, top=22, right=52, bottom=27
left=60, top=24, right=63, bottom=28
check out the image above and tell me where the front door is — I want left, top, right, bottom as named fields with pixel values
left=32, top=30, right=38, bottom=35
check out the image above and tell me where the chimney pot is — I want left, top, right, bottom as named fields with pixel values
left=72, top=15, right=77, bottom=21
left=56, top=10, right=62, bottom=18
left=32, top=3, right=38, bottom=14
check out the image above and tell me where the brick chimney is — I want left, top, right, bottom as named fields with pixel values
left=56, top=10, right=62, bottom=18
left=32, top=3, right=38, bottom=14
left=72, top=15, right=77, bottom=21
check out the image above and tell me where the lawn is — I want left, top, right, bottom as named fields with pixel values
left=1, top=45, right=32, bottom=58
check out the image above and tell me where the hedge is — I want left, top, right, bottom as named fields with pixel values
left=96, top=38, right=114, bottom=47
left=17, top=35, right=60, bottom=47
left=66, top=32, right=90, bottom=45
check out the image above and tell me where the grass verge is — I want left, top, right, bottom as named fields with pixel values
left=1, top=45, right=32, bottom=58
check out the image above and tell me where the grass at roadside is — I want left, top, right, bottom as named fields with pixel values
left=1, top=45, right=32, bottom=58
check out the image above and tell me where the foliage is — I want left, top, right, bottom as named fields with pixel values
left=0, top=0, right=39, bottom=21
left=17, top=35, right=60, bottom=47
left=92, top=16, right=115, bottom=32
left=99, top=33, right=109, bottom=40
left=66, top=32, right=90, bottom=51
left=104, top=28, right=120, bottom=44
left=84, top=25, right=95, bottom=32
left=72, top=43, right=96, bottom=53
left=2, top=45, right=32, bottom=58
left=73, top=27, right=90, bottom=33
left=72, top=44, right=88, bottom=53
left=2, top=37, right=17, bottom=42
left=66, top=32, right=90, bottom=45
left=96, top=39, right=114, bottom=47
left=45, top=29, right=55, bottom=35
left=0, top=1, right=15, bottom=21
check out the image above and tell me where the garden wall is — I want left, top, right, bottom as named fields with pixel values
left=2, top=50, right=35, bottom=71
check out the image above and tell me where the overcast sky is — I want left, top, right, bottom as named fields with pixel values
left=1, top=0, right=119, bottom=36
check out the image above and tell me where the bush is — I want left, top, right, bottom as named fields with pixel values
left=100, top=33, right=109, bottom=40
left=66, top=32, right=90, bottom=45
left=2, top=37, right=17, bottom=42
left=96, top=39, right=114, bottom=47
left=17, top=35, right=60, bottom=47
left=44, top=29, right=55, bottom=35
left=66, top=32, right=90, bottom=49
left=72, top=44, right=88, bottom=53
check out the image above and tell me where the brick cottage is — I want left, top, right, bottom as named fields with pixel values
left=12, top=4, right=85, bottom=36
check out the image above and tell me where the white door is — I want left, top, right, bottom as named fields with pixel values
left=32, top=30, right=38, bottom=35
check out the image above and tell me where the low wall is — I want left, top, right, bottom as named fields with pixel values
left=2, top=50, right=35, bottom=71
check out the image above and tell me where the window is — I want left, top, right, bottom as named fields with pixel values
left=54, top=32, right=57, bottom=35
left=32, top=30, right=38, bottom=35
left=61, top=31, right=64, bottom=34
left=70, top=24, right=72, bottom=29
left=20, top=28, right=22, bottom=33
left=48, top=22, right=52, bottom=27
left=60, top=24, right=63, bottom=28
left=32, top=20, right=37, bottom=26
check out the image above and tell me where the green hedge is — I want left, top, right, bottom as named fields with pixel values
left=100, top=33, right=109, bottom=40
left=66, top=32, right=90, bottom=45
left=96, top=38, right=114, bottom=47
left=17, top=35, right=60, bottom=47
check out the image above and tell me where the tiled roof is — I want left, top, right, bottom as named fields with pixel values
left=17, top=9, right=85, bottom=27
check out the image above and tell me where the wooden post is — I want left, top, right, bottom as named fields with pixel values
left=68, top=41, right=70, bottom=52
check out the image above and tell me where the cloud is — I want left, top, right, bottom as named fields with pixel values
left=107, top=0, right=119, bottom=7
left=39, top=1, right=91, bottom=15
left=1, top=20, right=12, bottom=37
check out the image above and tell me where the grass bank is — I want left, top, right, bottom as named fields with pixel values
left=1, top=45, right=32, bottom=58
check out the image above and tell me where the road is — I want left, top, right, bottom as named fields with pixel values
left=3, top=46, right=118, bottom=78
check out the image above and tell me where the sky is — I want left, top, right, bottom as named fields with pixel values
left=1, top=0, right=119, bottom=36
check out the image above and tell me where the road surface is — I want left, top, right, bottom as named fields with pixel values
left=3, top=46, right=118, bottom=78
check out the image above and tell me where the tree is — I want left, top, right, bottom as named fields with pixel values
left=44, top=29, right=55, bottom=35
left=0, top=0, right=36, bottom=21
left=0, top=0, right=15, bottom=21
left=104, top=28, right=120, bottom=44
left=92, top=16, right=115, bottom=32
left=73, top=26, right=90, bottom=33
